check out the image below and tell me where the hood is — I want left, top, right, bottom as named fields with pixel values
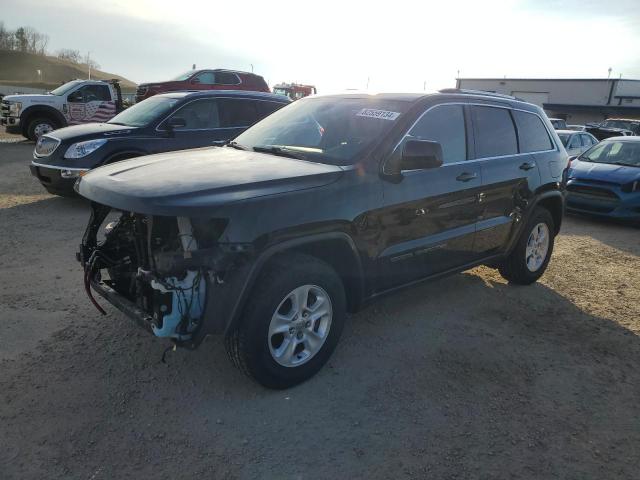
left=569, top=159, right=640, bottom=185
left=76, top=147, right=344, bottom=216
left=3, top=93, right=59, bottom=104
left=50, top=122, right=137, bottom=141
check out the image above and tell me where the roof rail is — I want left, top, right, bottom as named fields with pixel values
left=438, top=88, right=516, bottom=100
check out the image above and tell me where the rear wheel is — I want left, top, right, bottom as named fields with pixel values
left=225, top=253, right=346, bottom=389
left=27, top=117, right=58, bottom=141
left=498, top=207, right=555, bottom=285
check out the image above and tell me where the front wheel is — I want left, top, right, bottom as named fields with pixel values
left=27, top=117, right=58, bottom=141
left=498, top=207, right=555, bottom=285
left=225, top=253, right=346, bottom=389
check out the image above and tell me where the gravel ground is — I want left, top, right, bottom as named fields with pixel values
left=1, top=140, right=639, bottom=479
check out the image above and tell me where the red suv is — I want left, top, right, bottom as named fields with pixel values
left=135, top=69, right=270, bottom=102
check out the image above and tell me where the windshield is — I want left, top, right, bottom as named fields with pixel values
left=171, top=70, right=194, bottom=81
left=601, top=120, right=640, bottom=133
left=580, top=141, right=640, bottom=167
left=50, top=80, right=84, bottom=96
left=232, top=96, right=410, bottom=165
left=107, top=96, right=180, bottom=127
left=558, top=134, right=570, bottom=146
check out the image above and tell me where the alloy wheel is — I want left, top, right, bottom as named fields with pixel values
left=268, top=284, right=333, bottom=367
left=525, top=223, right=550, bottom=272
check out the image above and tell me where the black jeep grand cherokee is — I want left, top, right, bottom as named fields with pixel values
left=77, top=90, right=567, bottom=388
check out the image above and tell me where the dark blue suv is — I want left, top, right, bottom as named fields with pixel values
left=77, top=89, right=567, bottom=388
left=30, top=90, right=290, bottom=195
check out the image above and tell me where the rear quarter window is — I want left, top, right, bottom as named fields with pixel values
left=472, top=106, right=518, bottom=158
left=513, top=110, right=554, bottom=152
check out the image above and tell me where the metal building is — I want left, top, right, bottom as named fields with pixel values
left=456, top=77, right=640, bottom=125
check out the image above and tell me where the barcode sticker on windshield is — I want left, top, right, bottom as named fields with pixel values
left=356, top=109, right=401, bottom=121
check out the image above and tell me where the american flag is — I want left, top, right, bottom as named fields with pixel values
left=68, top=101, right=117, bottom=125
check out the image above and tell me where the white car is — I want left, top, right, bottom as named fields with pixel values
left=557, top=130, right=598, bottom=157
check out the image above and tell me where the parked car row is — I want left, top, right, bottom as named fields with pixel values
left=1, top=68, right=316, bottom=142
left=10, top=77, right=640, bottom=388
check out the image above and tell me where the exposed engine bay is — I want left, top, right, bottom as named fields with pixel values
left=78, top=202, right=237, bottom=346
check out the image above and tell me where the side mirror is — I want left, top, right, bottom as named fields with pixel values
left=191, top=78, right=201, bottom=85
left=165, top=117, right=187, bottom=130
left=399, top=139, right=443, bottom=171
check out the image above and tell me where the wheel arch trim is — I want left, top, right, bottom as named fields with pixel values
left=223, top=232, right=365, bottom=335
left=21, top=105, right=67, bottom=131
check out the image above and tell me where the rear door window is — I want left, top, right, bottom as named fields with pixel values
left=472, top=106, right=518, bottom=158
left=568, top=135, right=582, bottom=149
left=215, top=72, right=241, bottom=85
left=580, top=134, right=594, bottom=146
left=405, top=104, right=467, bottom=164
left=512, top=110, right=553, bottom=152
left=193, top=71, right=217, bottom=85
left=219, top=99, right=261, bottom=127
left=170, top=99, right=219, bottom=129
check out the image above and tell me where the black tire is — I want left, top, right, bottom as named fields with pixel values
left=27, top=116, right=58, bottom=141
left=225, top=253, right=346, bottom=389
left=498, top=207, right=555, bottom=285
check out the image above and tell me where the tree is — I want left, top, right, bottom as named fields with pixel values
left=14, top=27, right=28, bottom=52
left=0, top=22, right=14, bottom=50
left=56, top=48, right=81, bottom=63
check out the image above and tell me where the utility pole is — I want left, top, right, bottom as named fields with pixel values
left=607, top=67, right=612, bottom=79
left=251, top=64, right=254, bottom=73
left=87, top=51, right=92, bottom=79
left=366, top=76, right=370, bottom=90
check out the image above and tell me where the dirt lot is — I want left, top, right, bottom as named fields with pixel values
left=1, top=140, right=639, bottom=479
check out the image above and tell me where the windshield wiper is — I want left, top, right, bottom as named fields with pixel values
left=252, top=145, right=306, bottom=160
left=227, top=141, right=247, bottom=151
left=613, top=161, right=639, bottom=168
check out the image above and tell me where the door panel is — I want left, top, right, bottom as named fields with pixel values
left=374, top=103, right=481, bottom=291
left=377, top=164, right=482, bottom=290
left=475, top=154, right=539, bottom=253
left=473, top=107, right=545, bottom=254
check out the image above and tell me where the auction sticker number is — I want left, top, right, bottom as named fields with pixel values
left=356, top=109, right=400, bottom=121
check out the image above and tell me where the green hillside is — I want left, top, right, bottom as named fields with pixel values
left=0, top=50, right=137, bottom=93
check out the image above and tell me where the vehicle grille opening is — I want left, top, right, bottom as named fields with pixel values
left=566, top=184, right=619, bottom=200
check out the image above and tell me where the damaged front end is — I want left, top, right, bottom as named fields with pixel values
left=78, top=202, right=250, bottom=348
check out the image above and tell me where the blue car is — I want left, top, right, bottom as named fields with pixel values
left=565, top=136, right=640, bottom=223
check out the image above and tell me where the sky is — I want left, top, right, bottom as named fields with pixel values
left=2, top=0, right=640, bottom=92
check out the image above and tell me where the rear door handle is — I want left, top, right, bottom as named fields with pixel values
left=519, top=162, right=536, bottom=171
left=456, top=172, right=478, bottom=182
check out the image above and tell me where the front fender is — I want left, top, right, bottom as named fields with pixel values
left=21, top=105, right=67, bottom=129
left=192, top=232, right=364, bottom=344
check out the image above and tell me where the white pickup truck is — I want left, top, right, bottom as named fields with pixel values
left=1, top=79, right=123, bottom=140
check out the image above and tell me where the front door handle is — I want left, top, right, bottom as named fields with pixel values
left=456, top=172, right=478, bottom=182
left=519, top=162, right=536, bottom=171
